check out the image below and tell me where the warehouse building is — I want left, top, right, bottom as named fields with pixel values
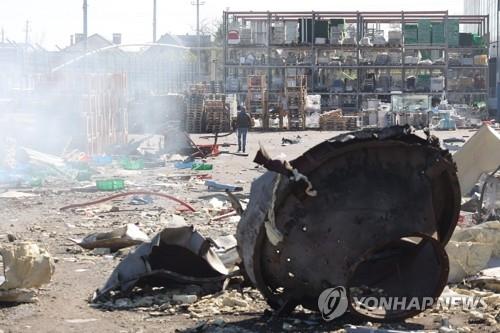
left=464, top=0, right=499, bottom=110
left=223, top=11, right=490, bottom=129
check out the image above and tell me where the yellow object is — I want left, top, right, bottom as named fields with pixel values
left=473, top=55, right=488, bottom=66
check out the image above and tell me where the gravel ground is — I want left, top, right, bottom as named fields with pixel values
left=0, top=129, right=498, bottom=333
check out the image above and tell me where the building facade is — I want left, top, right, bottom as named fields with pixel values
left=464, top=0, right=499, bottom=107
left=464, top=0, right=498, bottom=56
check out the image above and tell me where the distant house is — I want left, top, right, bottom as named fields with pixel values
left=1, top=32, right=216, bottom=102
left=53, top=33, right=126, bottom=74
left=154, top=33, right=213, bottom=81
left=127, top=33, right=213, bottom=96
left=0, top=41, right=50, bottom=98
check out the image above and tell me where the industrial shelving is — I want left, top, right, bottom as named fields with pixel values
left=223, top=10, right=489, bottom=127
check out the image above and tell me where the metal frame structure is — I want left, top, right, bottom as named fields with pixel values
left=223, top=11, right=489, bottom=122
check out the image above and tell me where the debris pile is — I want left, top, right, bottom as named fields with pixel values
left=92, top=219, right=239, bottom=303
left=187, top=289, right=266, bottom=318
left=1, top=123, right=499, bottom=332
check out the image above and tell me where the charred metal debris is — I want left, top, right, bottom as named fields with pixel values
left=92, top=219, right=239, bottom=303
left=238, top=125, right=461, bottom=321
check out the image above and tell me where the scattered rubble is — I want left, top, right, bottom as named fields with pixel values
left=0, top=127, right=499, bottom=331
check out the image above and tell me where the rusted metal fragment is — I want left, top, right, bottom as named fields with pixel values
left=237, top=126, right=460, bottom=321
left=92, top=220, right=236, bottom=302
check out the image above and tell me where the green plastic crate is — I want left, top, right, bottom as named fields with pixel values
left=96, top=179, right=125, bottom=191
left=191, top=163, right=213, bottom=171
left=472, top=35, right=485, bottom=47
left=404, top=24, right=418, bottom=45
left=431, top=22, right=445, bottom=44
left=418, top=20, right=431, bottom=44
left=447, top=19, right=459, bottom=47
left=120, top=158, right=144, bottom=170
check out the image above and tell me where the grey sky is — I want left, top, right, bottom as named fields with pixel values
left=0, top=0, right=464, bottom=50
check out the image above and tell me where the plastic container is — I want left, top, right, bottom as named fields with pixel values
left=96, top=179, right=125, bottom=191
left=473, top=35, right=485, bottom=47
left=447, top=19, right=459, bottom=47
left=121, top=158, right=144, bottom=170
left=418, top=20, right=431, bottom=44
left=30, top=176, right=43, bottom=187
left=404, top=24, right=418, bottom=45
left=191, top=163, right=213, bottom=171
left=474, top=55, right=488, bottom=66
left=174, top=161, right=194, bottom=169
left=431, top=22, right=445, bottom=44
left=91, top=155, right=113, bottom=166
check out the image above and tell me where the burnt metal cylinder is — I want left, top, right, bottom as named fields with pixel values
left=236, top=126, right=460, bottom=321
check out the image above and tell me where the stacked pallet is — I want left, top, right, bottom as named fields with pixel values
left=286, top=75, right=307, bottom=130
left=185, top=84, right=209, bottom=133
left=246, top=75, right=268, bottom=128
left=319, top=109, right=359, bottom=131
left=204, top=95, right=230, bottom=133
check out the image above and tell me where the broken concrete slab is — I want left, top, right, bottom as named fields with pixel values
left=451, top=221, right=500, bottom=257
left=0, top=242, right=55, bottom=290
left=454, top=125, right=500, bottom=195
left=446, top=241, right=493, bottom=283
left=70, top=224, right=149, bottom=251
left=92, top=219, right=237, bottom=303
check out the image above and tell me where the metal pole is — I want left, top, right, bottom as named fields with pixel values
left=25, top=20, right=29, bottom=44
left=191, top=0, right=205, bottom=82
left=83, top=0, right=88, bottom=58
left=153, top=0, right=157, bottom=42
left=497, top=1, right=500, bottom=120
left=83, top=0, right=88, bottom=39
left=197, top=0, right=200, bottom=81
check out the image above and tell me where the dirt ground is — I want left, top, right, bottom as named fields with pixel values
left=0, top=129, right=498, bottom=333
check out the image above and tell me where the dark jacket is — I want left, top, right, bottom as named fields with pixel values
left=236, top=111, right=251, bottom=129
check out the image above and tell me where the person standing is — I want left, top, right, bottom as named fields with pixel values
left=236, top=105, right=251, bottom=153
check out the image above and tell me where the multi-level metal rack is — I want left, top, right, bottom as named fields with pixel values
left=222, top=11, right=489, bottom=128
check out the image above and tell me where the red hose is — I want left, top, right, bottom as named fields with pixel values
left=60, top=191, right=196, bottom=212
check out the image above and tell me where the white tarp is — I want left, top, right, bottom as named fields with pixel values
left=454, top=125, right=500, bottom=195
